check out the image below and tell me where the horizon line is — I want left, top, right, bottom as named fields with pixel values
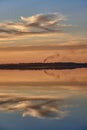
left=0, top=62, right=87, bottom=70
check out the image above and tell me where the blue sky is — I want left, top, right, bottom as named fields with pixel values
left=0, top=0, right=87, bottom=36
left=0, top=0, right=87, bottom=22
left=0, top=0, right=87, bottom=17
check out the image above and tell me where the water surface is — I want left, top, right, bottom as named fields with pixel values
left=0, top=69, right=87, bottom=130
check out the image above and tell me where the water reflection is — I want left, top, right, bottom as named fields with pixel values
left=0, top=86, right=87, bottom=120
left=0, top=95, right=71, bottom=119
left=0, top=69, right=87, bottom=121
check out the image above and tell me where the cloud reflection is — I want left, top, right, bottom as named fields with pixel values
left=0, top=95, right=72, bottom=119
left=0, top=69, right=87, bottom=120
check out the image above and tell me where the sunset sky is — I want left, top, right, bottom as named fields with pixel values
left=0, top=0, right=87, bottom=63
left=0, top=1, right=87, bottom=129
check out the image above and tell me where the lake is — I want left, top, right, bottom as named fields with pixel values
left=0, top=69, right=87, bottom=130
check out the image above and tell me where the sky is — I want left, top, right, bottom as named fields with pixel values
left=0, top=0, right=87, bottom=63
left=0, top=1, right=87, bottom=130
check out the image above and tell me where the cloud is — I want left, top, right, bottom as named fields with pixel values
left=0, top=42, right=87, bottom=51
left=0, top=94, right=71, bottom=119
left=20, top=13, right=68, bottom=32
left=0, top=13, right=72, bottom=40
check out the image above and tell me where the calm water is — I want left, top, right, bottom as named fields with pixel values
left=0, top=69, right=87, bottom=130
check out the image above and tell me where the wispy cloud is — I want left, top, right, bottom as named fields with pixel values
left=0, top=42, right=87, bottom=51
left=0, top=13, right=72, bottom=40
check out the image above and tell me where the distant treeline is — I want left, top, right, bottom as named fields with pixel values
left=0, top=62, right=87, bottom=70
